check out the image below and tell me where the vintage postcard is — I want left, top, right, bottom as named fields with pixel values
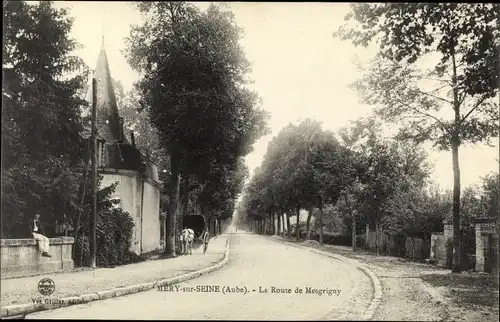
left=1, top=2, right=499, bottom=321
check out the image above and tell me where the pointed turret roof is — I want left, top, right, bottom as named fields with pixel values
left=92, top=36, right=122, bottom=142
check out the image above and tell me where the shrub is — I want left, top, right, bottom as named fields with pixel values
left=74, top=206, right=137, bottom=267
left=74, top=181, right=138, bottom=267
left=307, top=231, right=352, bottom=247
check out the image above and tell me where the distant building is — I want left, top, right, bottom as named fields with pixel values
left=81, top=37, right=162, bottom=255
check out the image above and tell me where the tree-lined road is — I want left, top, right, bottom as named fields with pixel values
left=27, top=231, right=373, bottom=320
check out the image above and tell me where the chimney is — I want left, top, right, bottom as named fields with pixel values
left=119, top=117, right=124, bottom=142
left=130, top=131, right=136, bottom=146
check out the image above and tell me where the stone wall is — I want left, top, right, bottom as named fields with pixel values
left=1, top=237, right=74, bottom=279
left=141, top=180, right=161, bottom=253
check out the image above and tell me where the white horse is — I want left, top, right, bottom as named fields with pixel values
left=180, top=228, right=195, bottom=255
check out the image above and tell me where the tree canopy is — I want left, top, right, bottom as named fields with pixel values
left=334, top=2, right=499, bottom=272
left=2, top=1, right=87, bottom=237
left=124, top=2, right=269, bottom=255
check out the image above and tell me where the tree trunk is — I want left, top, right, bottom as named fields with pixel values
left=375, top=220, right=380, bottom=256
left=306, top=206, right=313, bottom=240
left=271, top=213, right=275, bottom=235
left=451, top=51, right=462, bottom=273
left=164, top=157, right=180, bottom=257
left=282, top=212, right=286, bottom=237
left=344, top=194, right=356, bottom=251
left=286, top=213, right=291, bottom=239
left=274, top=213, right=277, bottom=235
left=352, top=209, right=356, bottom=251
left=181, top=177, right=189, bottom=214
left=279, top=212, right=283, bottom=237
left=319, top=199, right=324, bottom=245
left=277, top=212, right=281, bottom=236
left=296, top=206, right=300, bottom=241
left=270, top=211, right=275, bottom=235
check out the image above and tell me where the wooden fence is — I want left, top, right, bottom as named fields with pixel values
left=405, top=237, right=430, bottom=261
left=361, top=232, right=430, bottom=260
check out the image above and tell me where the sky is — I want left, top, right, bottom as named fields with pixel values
left=56, top=1, right=499, bottom=192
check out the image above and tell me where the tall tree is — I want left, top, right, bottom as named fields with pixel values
left=125, top=2, right=268, bottom=256
left=309, top=129, right=357, bottom=245
left=335, top=3, right=499, bottom=272
left=2, top=1, right=87, bottom=237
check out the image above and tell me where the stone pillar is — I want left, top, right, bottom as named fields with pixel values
left=430, top=235, right=437, bottom=259
left=473, top=217, right=497, bottom=273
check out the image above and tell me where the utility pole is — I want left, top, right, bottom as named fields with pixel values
left=91, top=77, right=97, bottom=269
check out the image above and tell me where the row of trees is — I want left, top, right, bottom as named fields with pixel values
left=239, top=117, right=432, bottom=243
left=239, top=115, right=498, bottom=259
left=240, top=3, right=498, bottom=272
left=123, top=2, right=269, bottom=256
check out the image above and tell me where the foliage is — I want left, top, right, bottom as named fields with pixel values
left=335, top=3, right=499, bottom=99
left=114, top=80, right=168, bottom=169
left=348, top=55, right=499, bottom=149
left=197, top=159, right=249, bottom=221
left=125, top=2, right=268, bottom=253
left=2, top=1, right=87, bottom=238
left=74, top=178, right=137, bottom=267
left=480, top=172, right=500, bottom=220
left=241, top=118, right=358, bottom=241
left=334, top=2, right=499, bottom=271
left=459, top=172, right=500, bottom=236
left=125, top=2, right=268, bottom=178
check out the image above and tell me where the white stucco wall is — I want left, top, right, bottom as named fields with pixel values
left=141, top=181, right=161, bottom=253
left=100, top=171, right=161, bottom=255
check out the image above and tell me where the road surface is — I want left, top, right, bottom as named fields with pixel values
left=27, top=231, right=373, bottom=320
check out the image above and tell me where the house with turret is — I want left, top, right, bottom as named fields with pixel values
left=82, top=38, right=163, bottom=255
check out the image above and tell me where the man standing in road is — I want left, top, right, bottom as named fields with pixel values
left=200, top=228, right=210, bottom=254
left=31, top=213, right=51, bottom=257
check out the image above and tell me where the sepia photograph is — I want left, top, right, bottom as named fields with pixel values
left=1, top=1, right=499, bottom=320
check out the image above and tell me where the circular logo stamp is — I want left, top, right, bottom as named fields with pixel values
left=38, top=278, right=56, bottom=296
